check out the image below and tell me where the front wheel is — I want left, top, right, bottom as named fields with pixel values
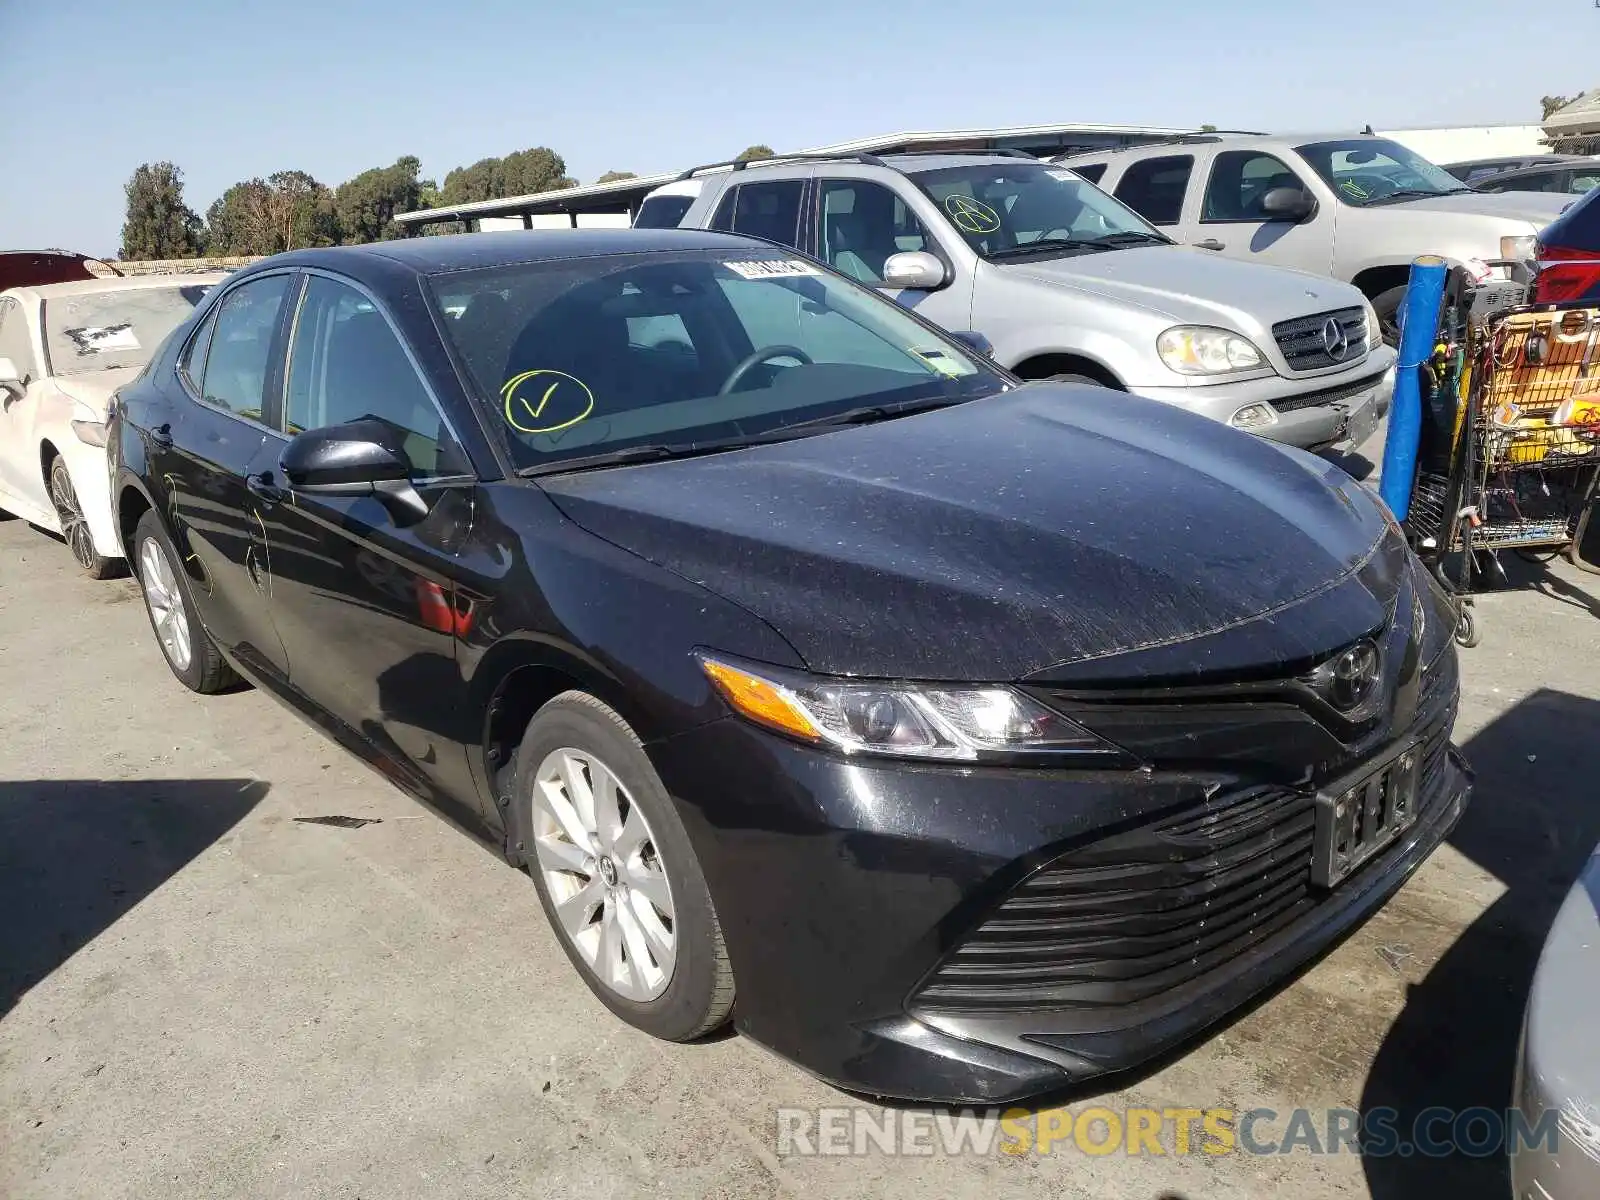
left=1371, top=285, right=1407, bottom=349
left=514, top=691, right=734, bottom=1041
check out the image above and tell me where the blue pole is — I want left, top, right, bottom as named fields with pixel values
left=1379, top=255, right=1449, bottom=522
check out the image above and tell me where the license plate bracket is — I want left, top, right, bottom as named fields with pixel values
left=1311, top=743, right=1423, bottom=888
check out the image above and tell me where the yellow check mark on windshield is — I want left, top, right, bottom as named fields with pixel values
left=520, top=381, right=560, bottom=422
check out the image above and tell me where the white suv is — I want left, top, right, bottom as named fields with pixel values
left=1061, top=133, right=1574, bottom=342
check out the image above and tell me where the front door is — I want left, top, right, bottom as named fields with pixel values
left=0, top=297, right=50, bottom=523
left=812, top=177, right=972, bottom=332
left=249, top=272, right=478, bottom=805
left=1176, top=148, right=1332, bottom=276
left=159, top=271, right=294, bottom=682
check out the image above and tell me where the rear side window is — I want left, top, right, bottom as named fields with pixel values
left=1070, top=163, right=1107, bottom=184
left=707, top=180, right=806, bottom=247
left=194, top=274, right=291, bottom=420
left=1114, top=155, right=1194, bottom=225
left=633, top=195, right=695, bottom=229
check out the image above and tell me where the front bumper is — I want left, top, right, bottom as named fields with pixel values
left=649, top=666, right=1468, bottom=1104
left=1133, top=348, right=1396, bottom=451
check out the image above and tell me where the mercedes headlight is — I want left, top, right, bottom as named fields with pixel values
left=698, top=653, right=1120, bottom=761
left=1362, top=298, right=1382, bottom=351
left=1157, top=326, right=1265, bottom=376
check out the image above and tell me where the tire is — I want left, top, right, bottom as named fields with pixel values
left=513, top=691, right=733, bottom=1041
left=1048, top=373, right=1109, bottom=387
left=1455, top=605, right=1480, bottom=649
left=48, top=456, right=122, bottom=579
left=1371, top=284, right=1407, bottom=348
left=131, top=510, right=238, bottom=693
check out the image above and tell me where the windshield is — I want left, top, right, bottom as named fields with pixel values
left=45, top=284, right=213, bottom=377
left=430, top=250, right=1003, bottom=473
left=908, top=162, right=1166, bottom=259
left=1294, top=138, right=1473, bottom=206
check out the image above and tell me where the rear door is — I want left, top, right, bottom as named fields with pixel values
left=250, top=270, right=477, bottom=800
left=160, top=271, right=294, bottom=682
left=1176, top=147, right=1332, bottom=275
left=1110, top=153, right=1196, bottom=233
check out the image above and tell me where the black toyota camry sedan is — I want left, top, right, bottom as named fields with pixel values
left=108, top=229, right=1470, bottom=1103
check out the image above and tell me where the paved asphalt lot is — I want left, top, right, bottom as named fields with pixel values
left=4, top=434, right=1600, bottom=1199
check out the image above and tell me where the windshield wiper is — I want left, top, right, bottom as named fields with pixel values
left=985, top=237, right=1111, bottom=260
left=517, top=443, right=690, bottom=477
left=753, top=395, right=962, bottom=438
left=1368, top=188, right=1465, bottom=204
left=1092, top=230, right=1173, bottom=246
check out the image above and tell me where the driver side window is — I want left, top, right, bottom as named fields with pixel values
left=283, top=276, right=468, bottom=479
left=1203, top=152, right=1305, bottom=222
left=816, top=180, right=933, bottom=284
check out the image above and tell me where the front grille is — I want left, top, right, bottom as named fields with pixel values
left=915, top=725, right=1454, bottom=1014
left=1272, top=306, right=1369, bottom=371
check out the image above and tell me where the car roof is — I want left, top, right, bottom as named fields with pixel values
left=262, top=229, right=767, bottom=278
left=2, top=272, right=227, bottom=304
left=1477, top=161, right=1598, bottom=181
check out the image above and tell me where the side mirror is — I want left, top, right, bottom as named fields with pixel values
left=0, top=356, right=23, bottom=400
left=881, top=251, right=948, bottom=291
left=948, top=330, right=995, bottom=359
left=1260, top=187, right=1317, bottom=222
left=280, top=419, right=429, bottom=524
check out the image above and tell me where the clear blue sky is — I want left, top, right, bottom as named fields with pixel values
left=2, top=0, right=1594, bottom=255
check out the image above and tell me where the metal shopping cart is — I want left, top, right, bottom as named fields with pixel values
left=1405, top=293, right=1600, bottom=647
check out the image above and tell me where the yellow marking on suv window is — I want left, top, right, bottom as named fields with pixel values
left=501, top=369, right=595, bottom=436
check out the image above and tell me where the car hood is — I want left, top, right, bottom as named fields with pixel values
left=49, top=366, right=141, bottom=417
left=1393, top=190, right=1576, bottom=225
left=1003, top=245, right=1362, bottom=328
left=539, top=383, right=1393, bottom=681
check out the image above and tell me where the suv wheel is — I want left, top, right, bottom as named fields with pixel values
left=49, top=457, right=119, bottom=578
left=514, top=691, right=734, bottom=1041
left=132, top=510, right=238, bottom=693
left=1372, top=285, right=1407, bottom=348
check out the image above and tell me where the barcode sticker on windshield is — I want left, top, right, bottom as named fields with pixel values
left=724, top=259, right=822, bottom=279
left=1046, top=168, right=1080, bottom=182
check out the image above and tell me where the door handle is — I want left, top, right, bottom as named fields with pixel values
left=148, top=423, right=174, bottom=450
left=1194, top=239, right=1227, bottom=251
left=246, top=472, right=286, bottom=506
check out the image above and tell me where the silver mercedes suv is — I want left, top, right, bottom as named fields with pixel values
left=667, top=151, right=1396, bottom=451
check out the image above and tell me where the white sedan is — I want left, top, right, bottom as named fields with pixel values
left=0, top=269, right=223, bottom=576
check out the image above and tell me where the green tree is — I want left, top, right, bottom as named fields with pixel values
left=595, top=170, right=637, bottom=184
left=736, top=144, right=774, bottom=162
left=334, top=156, right=430, bottom=243
left=120, top=162, right=202, bottom=260
left=1541, top=94, right=1575, bottom=120
left=206, top=172, right=340, bottom=255
left=1200, top=123, right=1218, bottom=133
left=440, top=146, right=571, bottom=206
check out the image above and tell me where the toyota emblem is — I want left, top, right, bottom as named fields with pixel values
left=1322, top=317, right=1350, bottom=361
left=1327, top=641, right=1380, bottom=711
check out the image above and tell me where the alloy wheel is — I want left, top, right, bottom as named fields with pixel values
left=531, top=747, right=676, bottom=1002
left=139, top=536, right=192, bottom=672
left=49, top=461, right=97, bottom=571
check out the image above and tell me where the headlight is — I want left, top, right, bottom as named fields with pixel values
left=70, top=401, right=107, bottom=447
left=1500, top=234, right=1538, bottom=262
left=1157, top=326, right=1265, bottom=376
left=1362, top=299, right=1382, bottom=350
left=698, top=653, right=1120, bottom=761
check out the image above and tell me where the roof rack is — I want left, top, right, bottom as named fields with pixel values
left=674, top=152, right=888, bottom=181
left=1067, top=130, right=1270, bottom=155
left=880, top=147, right=1039, bottom=160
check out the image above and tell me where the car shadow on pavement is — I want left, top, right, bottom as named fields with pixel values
left=0, top=778, right=268, bottom=1018
left=1360, top=688, right=1600, bottom=1199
